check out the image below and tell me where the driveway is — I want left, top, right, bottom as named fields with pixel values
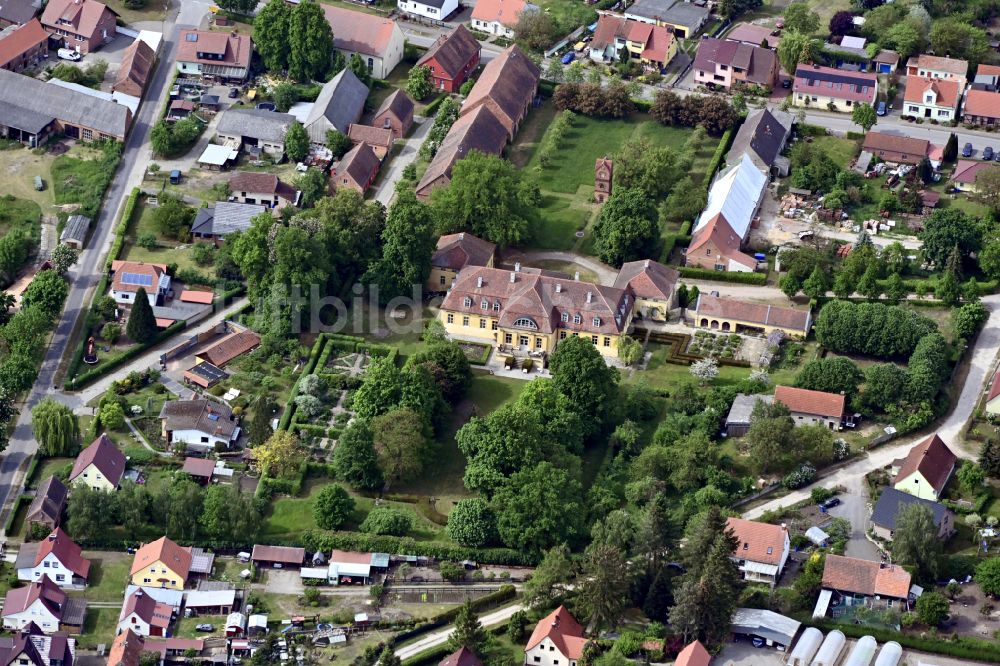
left=503, top=250, right=619, bottom=286
left=374, top=116, right=432, bottom=206
left=824, top=475, right=882, bottom=561
left=394, top=603, right=525, bottom=659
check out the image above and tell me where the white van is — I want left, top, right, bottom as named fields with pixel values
left=57, top=48, right=82, bottom=61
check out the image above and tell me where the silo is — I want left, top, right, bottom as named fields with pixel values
left=843, top=635, right=878, bottom=666
left=788, top=628, right=823, bottom=666
left=873, top=641, right=902, bottom=666
left=810, top=630, right=846, bottom=666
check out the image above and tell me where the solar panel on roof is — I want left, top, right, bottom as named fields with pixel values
left=186, top=32, right=198, bottom=41
left=208, top=413, right=220, bottom=421
left=121, top=272, right=153, bottom=286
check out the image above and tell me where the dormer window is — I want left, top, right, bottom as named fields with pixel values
left=480, top=299, right=488, bottom=310
left=573, top=314, right=581, bottom=324
left=463, top=296, right=471, bottom=307
left=593, top=317, right=601, bottom=327
left=493, top=301, right=501, bottom=311
left=513, top=318, right=538, bottom=330
left=561, top=313, right=569, bottom=322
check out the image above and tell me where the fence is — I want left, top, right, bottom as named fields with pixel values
left=389, top=586, right=503, bottom=604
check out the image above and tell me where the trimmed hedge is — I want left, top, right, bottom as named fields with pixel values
left=703, top=127, right=735, bottom=183
left=460, top=341, right=491, bottom=365
left=66, top=320, right=187, bottom=390
left=678, top=266, right=768, bottom=284
left=4, top=495, right=29, bottom=534
left=23, top=456, right=42, bottom=489
left=300, top=530, right=536, bottom=565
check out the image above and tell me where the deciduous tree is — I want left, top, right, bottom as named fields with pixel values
left=492, top=462, right=584, bottom=553
left=446, top=498, right=498, bottom=547
left=371, top=408, right=431, bottom=488
left=852, top=102, right=877, bottom=133
left=32, top=398, right=79, bottom=457
left=331, top=420, right=384, bottom=490
left=592, top=187, right=660, bottom=266
left=549, top=335, right=619, bottom=434
left=784, top=3, right=820, bottom=34
left=284, top=122, right=309, bottom=162
left=255, top=430, right=305, bottom=478
left=892, top=503, right=942, bottom=582
left=287, top=0, right=335, bottom=81
left=313, top=484, right=356, bottom=530
left=365, top=190, right=436, bottom=304
left=405, top=65, right=433, bottom=100
left=523, top=544, right=575, bottom=606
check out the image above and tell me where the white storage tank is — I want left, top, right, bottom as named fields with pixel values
left=810, top=630, right=846, bottom=666
left=873, top=641, right=902, bottom=666
left=844, top=636, right=878, bottom=666
left=788, top=627, right=823, bottom=666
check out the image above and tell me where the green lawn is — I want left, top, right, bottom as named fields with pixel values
left=0, top=196, right=41, bottom=238
left=78, top=608, right=120, bottom=649
left=102, top=0, right=167, bottom=23
left=466, top=373, right=526, bottom=414
left=27, top=457, right=73, bottom=489
left=121, top=203, right=203, bottom=275
left=76, top=552, right=131, bottom=602
left=631, top=340, right=807, bottom=391
left=811, top=135, right=860, bottom=169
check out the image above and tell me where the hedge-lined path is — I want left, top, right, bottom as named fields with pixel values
left=394, top=601, right=526, bottom=660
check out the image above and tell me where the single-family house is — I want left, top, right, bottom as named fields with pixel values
left=321, top=5, right=404, bottom=79
left=724, top=393, right=773, bottom=437
left=68, top=433, right=126, bottom=491
left=624, top=0, right=709, bottom=37
left=589, top=15, right=676, bottom=70
left=819, top=554, right=911, bottom=613
left=372, top=89, right=414, bottom=139
left=726, top=517, right=790, bottom=587
left=176, top=29, right=251, bottom=81
left=159, top=399, right=241, bottom=453
left=0, top=623, right=76, bottom=666
left=0, top=19, right=48, bottom=72
left=251, top=545, right=305, bottom=569
left=416, top=25, right=480, bottom=93
left=40, top=0, right=116, bottom=55
left=612, top=259, right=679, bottom=321
left=963, top=88, right=1000, bottom=126
left=2, top=575, right=85, bottom=634
left=904, top=77, right=961, bottom=121
left=195, top=329, right=261, bottom=367
left=332, top=142, right=381, bottom=194
left=952, top=159, right=1000, bottom=193
left=227, top=172, right=300, bottom=209
left=0, top=0, right=41, bottom=28
left=905, top=53, right=968, bottom=83
left=215, top=108, right=295, bottom=158
left=470, top=0, right=533, bottom=38
left=892, top=433, right=957, bottom=501
left=725, top=107, right=793, bottom=176
left=870, top=487, right=954, bottom=541
left=689, top=293, right=812, bottom=338
left=415, top=105, right=508, bottom=199
left=15, top=528, right=90, bottom=587
left=303, top=68, right=368, bottom=144
left=792, top=64, right=877, bottom=112
left=693, top=37, right=778, bottom=90
left=427, top=232, right=497, bottom=291
left=130, top=536, right=192, bottom=589
left=724, top=23, right=775, bottom=48
left=461, top=45, right=540, bottom=140
left=773, top=385, right=845, bottom=430
left=112, top=38, right=155, bottom=98
left=190, top=202, right=267, bottom=245
left=108, top=629, right=144, bottom=666
left=861, top=132, right=930, bottom=165
left=440, top=647, right=482, bottom=666
left=347, top=124, right=393, bottom=159
left=674, top=641, right=711, bottom=666
left=398, top=0, right=458, bottom=20
left=523, top=606, right=587, bottom=666
left=687, top=153, right=768, bottom=272
left=109, top=260, right=170, bottom=307
left=117, top=589, right=172, bottom=638
left=26, top=476, right=67, bottom=532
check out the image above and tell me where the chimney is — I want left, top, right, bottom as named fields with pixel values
left=574, top=271, right=580, bottom=281
left=586, top=291, right=592, bottom=303
left=514, top=262, right=521, bottom=272
left=477, top=276, right=483, bottom=288
left=780, top=523, right=787, bottom=532
left=459, top=232, right=465, bottom=240
left=555, top=283, right=562, bottom=293
left=510, top=272, right=516, bottom=283
left=48, top=532, right=56, bottom=542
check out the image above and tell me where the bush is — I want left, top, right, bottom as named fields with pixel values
left=678, top=266, right=767, bottom=284
left=783, top=463, right=817, bottom=489
left=360, top=507, right=413, bottom=536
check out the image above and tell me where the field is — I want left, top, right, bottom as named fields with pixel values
left=51, top=144, right=121, bottom=218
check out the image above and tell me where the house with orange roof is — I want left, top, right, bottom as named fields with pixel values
left=40, top=0, right=116, bottom=54
left=773, top=385, right=845, bottom=430
left=0, top=18, right=49, bottom=73
left=904, top=76, right=961, bottom=121
left=109, top=260, right=170, bottom=308
left=130, top=536, right=193, bottom=589
left=963, top=88, right=1000, bottom=126
left=819, top=554, right=911, bottom=614
left=471, top=0, right=534, bottom=39
left=524, top=606, right=587, bottom=666
left=176, top=29, right=251, bottom=81
left=15, top=528, right=91, bottom=587
left=107, top=629, right=145, bottom=666
left=322, top=5, right=404, bottom=79
left=461, top=44, right=540, bottom=140
left=428, top=232, right=497, bottom=291
left=892, top=433, right=957, bottom=501
left=726, top=517, right=790, bottom=587
left=674, top=640, right=711, bottom=666
left=589, top=14, right=676, bottom=70
left=612, top=259, right=679, bottom=321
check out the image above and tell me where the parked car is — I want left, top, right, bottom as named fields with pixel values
left=228, top=87, right=240, bottom=98
left=195, top=624, right=215, bottom=632
left=782, top=78, right=791, bottom=88
left=561, top=51, right=575, bottom=65
left=876, top=101, right=886, bottom=116
left=821, top=497, right=842, bottom=509
left=963, top=142, right=974, bottom=157
left=985, top=146, right=995, bottom=161
left=57, top=48, right=81, bottom=61
left=994, top=151, right=1000, bottom=163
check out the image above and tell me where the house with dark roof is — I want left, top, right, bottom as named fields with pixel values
left=693, top=37, right=777, bottom=90
left=724, top=393, right=772, bottom=437
left=861, top=132, right=930, bottom=165
left=215, top=108, right=295, bottom=158
left=726, top=517, right=789, bottom=587
left=428, top=232, right=497, bottom=291
left=589, top=14, right=676, bottom=69
left=439, top=647, right=482, bottom=666
left=613, top=259, right=678, bottom=321
left=415, top=105, right=508, bottom=200
left=59, top=215, right=90, bottom=251
left=2, top=575, right=85, bottom=633
left=68, top=434, right=126, bottom=492
left=117, top=589, right=172, bottom=637
left=0, top=18, right=48, bottom=72
left=159, top=399, right=240, bottom=453
left=773, top=385, right=845, bottom=430
left=332, top=142, right=381, bottom=194
left=182, top=361, right=227, bottom=389
left=870, top=487, right=954, bottom=541
left=689, top=293, right=811, bottom=338
left=322, top=5, right=404, bottom=79
left=130, top=536, right=192, bottom=589
left=347, top=124, right=393, bottom=159
left=416, top=25, right=480, bottom=93
left=726, top=108, right=793, bottom=176
left=304, top=68, right=368, bottom=144
left=524, top=606, right=587, bottom=666
left=176, top=29, right=251, bottom=81
left=107, top=629, right=143, bottom=666
left=15, top=528, right=91, bottom=587
left=190, top=202, right=266, bottom=245
left=792, top=64, right=877, bottom=112
left=624, top=0, right=709, bottom=37
left=227, top=172, right=300, bottom=210
left=819, top=554, right=911, bottom=614
left=112, top=38, right=155, bottom=98
left=0, top=622, right=76, bottom=666
left=461, top=45, right=539, bottom=140
left=904, top=77, right=961, bottom=121
left=892, top=433, right=957, bottom=501
left=952, top=159, right=1000, bottom=193
left=399, top=0, right=458, bottom=21
left=40, top=0, right=116, bottom=54
left=26, top=476, right=67, bottom=532
left=0, top=0, right=41, bottom=28
left=181, top=457, right=216, bottom=484
left=372, top=89, right=414, bottom=139
left=963, top=88, right=1000, bottom=126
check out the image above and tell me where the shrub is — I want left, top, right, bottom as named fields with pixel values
left=360, top=507, right=413, bottom=536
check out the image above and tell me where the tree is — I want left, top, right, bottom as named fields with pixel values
left=929, top=19, right=989, bottom=66
left=862, top=363, right=908, bottom=411
left=514, top=9, right=559, bottom=50
left=331, top=421, right=384, bottom=490
left=744, top=401, right=794, bottom=474
left=20, top=270, right=68, bottom=319
left=976, top=557, right=1000, bottom=596
left=936, top=247, right=963, bottom=306
left=613, top=138, right=686, bottom=199
left=815, top=301, right=935, bottom=359
left=286, top=0, right=335, bottom=80
left=549, top=335, right=619, bottom=433
left=958, top=461, right=985, bottom=495
left=718, top=0, right=762, bottom=19
left=795, top=357, right=863, bottom=395
left=50, top=244, right=79, bottom=276
left=669, top=522, right=742, bottom=647
left=981, top=438, right=1000, bottom=478
left=102, top=322, right=121, bottom=343
left=565, top=61, right=585, bottom=83
left=592, top=188, right=660, bottom=266
left=802, top=266, right=828, bottom=301
left=405, top=65, right=433, bottom=100
left=360, top=506, right=412, bottom=535
left=576, top=542, right=633, bottom=630
left=151, top=195, right=193, bottom=240
left=829, top=10, right=855, bottom=36
left=284, top=122, right=309, bottom=163
left=99, top=401, right=125, bottom=431
left=365, top=190, right=436, bottom=304
left=617, top=336, right=642, bottom=365
left=446, top=498, right=498, bottom=547
left=954, top=301, right=988, bottom=339
left=892, top=503, right=942, bottom=582
left=248, top=397, right=276, bottom=447
left=447, top=602, right=488, bottom=655
left=921, top=209, right=981, bottom=270
left=376, top=647, right=401, bottom=666
left=166, top=478, right=204, bottom=541
left=545, top=59, right=564, bottom=83
left=217, top=0, right=256, bottom=14
left=432, top=151, right=539, bottom=247
left=66, top=484, right=111, bottom=538
left=405, top=342, right=472, bottom=401
left=314, top=484, right=355, bottom=530
left=271, top=83, right=298, bottom=112
left=371, top=408, right=430, bottom=488
left=325, top=130, right=353, bottom=159
left=125, top=288, right=157, bottom=343
left=972, top=166, right=1000, bottom=213
left=255, top=430, right=305, bottom=478
left=523, top=544, right=574, bottom=606
left=32, top=398, right=79, bottom=457
left=944, top=133, right=958, bottom=163
left=296, top=168, right=327, bottom=208
left=352, top=358, right=444, bottom=426
left=349, top=53, right=371, bottom=85
left=852, top=102, right=878, bottom=133
left=777, top=30, right=812, bottom=77
left=200, top=485, right=261, bottom=541
left=784, top=3, right=820, bottom=34
left=492, top=462, right=584, bottom=554
left=660, top=178, right=707, bottom=224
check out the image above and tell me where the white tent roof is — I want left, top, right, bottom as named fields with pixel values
left=199, top=144, right=239, bottom=166
left=744, top=561, right=779, bottom=576
left=693, top=152, right=768, bottom=240
left=300, top=567, right=328, bottom=580
left=813, top=588, right=833, bottom=619
left=805, top=526, right=830, bottom=546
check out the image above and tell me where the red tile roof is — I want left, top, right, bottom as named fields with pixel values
left=34, top=527, right=91, bottom=579
left=2, top=575, right=66, bottom=616
left=321, top=5, right=400, bottom=58
left=0, top=18, right=48, bottom=69
left=179, top=290, right=214, bottom=305
left=773, top=385, right=846, bottom=419
left=894, top=433, right=957, bottom=494
left=904, top=77, right=961, bottom=109
left=120, top=589, right=171, bottom=629
left=347, top=123, right=394, bottom=149
left=694, top=37, right=775, bottom=85
left=726, top=517, right=786, bottom=565
left=693, top=293, right=811, bottom=335
left=592, top=15, right=674, bottom=65
left=725, top=23, right=774, bottom=46
left=432, top=232, right=496, bottom=271
left=228, top=172, right=298, bottom=203
left=329, top=549, right=372, bottom=565
left=613, top=259, right=678, bottom=301
left=470, top=0, right=528, bottom=28
left=675, top=640, right=711, bottom=666
left=176, top=30, right=251, bottom=69
left=181, top=457, right=216, bottom=479
left=988, top=370, right=1000, bottom=404
left=439, top=647, right=483, bottom=666
left=252, top=545, right=305, bottom=564
left=908, top=54, right=968, bottom=79
left=793, top=64, right=877, bottom=103
left=953, top=159, right=1000, bottom=185
left=196, top=330, right=260, bottom=367
left=335, top=141, right=381, bottom=191
left=110, top=260, right=167, bottom=295
left=525, top=606, right=586, bottom=660
left=108, top=629, right=145, bottom=666
left=113, top=38, right=155, bottom=97
left=40, top=0, right=115, bottom=40
left=688, top=212, right=758, bottom=270
left=822, top=554, right=911, bottom=599
left=69, top=433, right=126, bottom=488
left=861, top=132, right=930, bottom=163
left=417, top=24, right=480, bottom=80
left=964, top=89, right=1000, bottom=119
left=131, top=536, right=192, bottom=581
left=461, top=45, right=539, bottom=136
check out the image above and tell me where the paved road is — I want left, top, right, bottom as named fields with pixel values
left=375, top=116, right=432, bottom=206
left=744, top=294, right=1000, bottom=520
left=394, top=603, right=524, bottom=659
left=825, top=474, right=882, bottom=561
